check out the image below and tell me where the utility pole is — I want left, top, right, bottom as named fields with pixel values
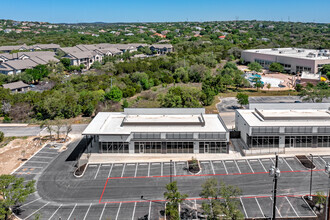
left=269, top=154, right=280, bottom=220
left=325, top=163, right=330, bottom=220
left=309, top=154, right=313, bottom=200
left=170, top=160, right=173, bottom=183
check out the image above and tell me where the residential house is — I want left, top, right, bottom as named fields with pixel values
left=2, top=81, right=30, bottom=93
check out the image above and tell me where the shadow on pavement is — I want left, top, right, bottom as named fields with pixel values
left=65, top=137, right=91, bottom=162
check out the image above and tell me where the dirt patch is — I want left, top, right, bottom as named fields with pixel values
left=296, top=155, right=316, bottom=169
left=0, top=137, right=47, bottom=175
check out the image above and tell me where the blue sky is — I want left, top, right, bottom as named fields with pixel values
left=2, top=0, right=330, bottom=23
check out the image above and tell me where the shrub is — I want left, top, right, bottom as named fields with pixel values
left=0, top=131, right=4, bottom=142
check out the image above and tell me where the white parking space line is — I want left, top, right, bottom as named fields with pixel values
left=282, top=157, right=293, bottom=171
left=148, top=201, right=152, bottom=220
left=108, top=164, right=113, bottom=178
left=121, top=163, right=126, bottom=178
left=240, top=197, right=248, bottom=218
left=24, top=202, right=50, bottom=220
left=33, top=155, right=53, bottom=159
left=67, top=203, right=77, bottom=220
left=258, top=159, right=267, bottom=172
left=20, top=198, right=41, bottom=208
left=148, top=163, right=151, bottom=177
left=302, top=196, right=317, bottom=217
left=234, top=160, right=241, bottom=174
left=48, top=204, right=62, bottom=220
left=132, top=202, right=137, bottom=220
left=27, top=161, right=49, bottom=164
left=89, top=164, right=98, bottom=167
left=319, top=156, right=327, bottom=164
left=270, top=158, right=275, bottom=165
left=94, top=165, right=101, bottom=179
left=222, top=161, right=228, bottom=174
left=246, top=160, right=254, bottom=173
left=99, top=203, right=107, bottom=220
left=83, top=203, right=92, bottom=220
left=210, top=160, right=215, bottom=174
left=39, top=151, right=58, bottom=155
left=255, top=198, right=264, bottom=217
left=161, top=162, right=163, bottom=176
left=285, top=197, right=299, bottom=217
left=102, top=164, right=111, bottom=167
left=173, top=162, right=176, bottom=176
left=115, top=202, right=122, bottom=220
left=269, top=197, right=282, bottom=217
left=19, top=166, right=43, bottom=169
left=134, top=163, right=138, bottom=177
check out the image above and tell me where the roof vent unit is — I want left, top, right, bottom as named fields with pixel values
left=297, top=49, right=305, bottom=53
left=272, top=48, right=278, bottom=51
left=307, top=52, right=316, bottom=58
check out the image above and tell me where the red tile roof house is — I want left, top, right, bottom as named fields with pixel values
left=218, top=36, right=226, bottom=39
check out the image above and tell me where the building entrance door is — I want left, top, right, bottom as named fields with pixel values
left=139, top=144, right=145, bottom=153
left=290, top=138, right=295, bottom=148
left=204, top=144, right=209, bottom=153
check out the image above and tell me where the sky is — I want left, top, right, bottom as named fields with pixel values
left=2, top=0, right=330, bottom=23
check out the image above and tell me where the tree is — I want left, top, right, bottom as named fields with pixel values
left=200, top=178, right=243, bottom=220
left=164, top=181, right=188, bottom=220
left=40, top=120, right=53, bottom=140
left=320, top=64, right=330, bottom=75
left=248, top=62, right=262, bottom=72
left=269, top=62, right=284, bottom=73
left=266, top=83, right=271, bottom=91
left=60, top=58, right=71, bottom=70
left=236, top=93, right=249, bottom=107
left=0, top=175, right=35, bottom=220
left=252, top=77, right=263, bottom=91
left=122, top=99, right=129, bottom=108
left=53, top=117, right=64, bottom=140
left=0, top=131, right=4, bottom=142
left=64, top=123, right=72, bottom=142
left=105, top=86, right=123, bottom=102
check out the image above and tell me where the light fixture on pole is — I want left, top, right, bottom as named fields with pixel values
left=269, top=154, right=280, bottom=220
left=309, top=154, right=313, bottom=201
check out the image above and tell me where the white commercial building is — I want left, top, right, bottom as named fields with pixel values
left=241, top=48, right=330, bottom=74
left=235, top=108, right=330, bottom=149
left=82, top=108, right=229, bottom=154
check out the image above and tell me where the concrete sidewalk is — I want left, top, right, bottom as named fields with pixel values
left=87, top=148, right=330, bottom=163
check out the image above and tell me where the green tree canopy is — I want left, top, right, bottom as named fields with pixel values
left=269, top=62, right=284, bottom=73
left=105, top=86, right=123, bottom=102
left=164, top=181, right=188, bottom=220
left=158, top=86, right=202, bottom=108
left=236, top=93, right=249, bottom=107
left=0, top=175, right=35, bottom=220
left=248, top=62, right=262, bottom=72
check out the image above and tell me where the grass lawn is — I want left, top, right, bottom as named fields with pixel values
left=205, top=88, right=298, bottom=114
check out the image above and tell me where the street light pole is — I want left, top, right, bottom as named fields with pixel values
left=269, top=154, right=280, bottom=220
left=309, top=154, right=313, bottom=200
left=170, top=160, right=173, bottom=183
left=325, top=163, right=330, bottom=220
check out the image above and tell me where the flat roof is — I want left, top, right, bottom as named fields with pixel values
left=237, top=109, right=330, bottom=127
left=243, top=48, right=330, bottom=60
left=82, top=111, right=227, bottom=135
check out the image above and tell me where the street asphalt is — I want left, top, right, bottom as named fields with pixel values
left=13, top=139, right=330, bottom=219
left=0, top=124, right=88, bottom=137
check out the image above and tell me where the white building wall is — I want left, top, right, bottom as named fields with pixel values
left=235, top=110, right=251, bottom=143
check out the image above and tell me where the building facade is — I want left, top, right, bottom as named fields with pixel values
left=235, top=108, right=330, bottom=149
left=241, top=48, right=330, bottom=74
left=82, top=108, right=229, bottom=154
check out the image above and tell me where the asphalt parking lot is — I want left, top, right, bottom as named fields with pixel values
left=13, top=139, right=330, bottom=220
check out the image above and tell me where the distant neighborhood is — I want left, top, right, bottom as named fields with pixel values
left=0, top=43, right=173, bottom=75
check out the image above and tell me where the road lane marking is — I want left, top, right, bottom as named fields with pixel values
left=20, top=198, right=41, bottom=208
left=222, top=161, right=228, bottom=174
left=48, top=204, right=62, bottom=220
left=246, top=160, right=254, bottom=173
left=134, top=163, right=138, bottom=177
left=108, top=164, right=113, bottom=178
left=255, top=197, right=264, bottom=217
left=131, top=202, right=137, bottom=220
left=234, top=160, right=241, bottom=174
left=282, top=157, right=293, bottom=171
left=258, top=159, right=267, bottom=172
left=285, top=197, right=299, bottom=217
left=210, top=160, right=215, bottom=174
left=148, top=201, right=152, bottom=220
left=26, top=161, right=49, bottom=164
left=67, top=203, right=77, bottom=220
left=25, top=202, right=49, bottom=220
left=83, top=203, right=92, bottom=220
left=94, top=165, right=101, bottom=179
left=269, top=197, right=282, bottom=217
left=115, top=202, right=122, bottom=220
left=148, top=163, right=150, bottom=177
left=194, top=199, right=198, bottom=218
left=121, top=163, right=126, bottom=178
left=99, top=203, right=107, bottom=220
left=240, top=197, right=248, bottom=218
left=32, top=155, right=53, bottom=159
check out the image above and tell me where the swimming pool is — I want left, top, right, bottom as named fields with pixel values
left=245, top=73, right=283, bottom=87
